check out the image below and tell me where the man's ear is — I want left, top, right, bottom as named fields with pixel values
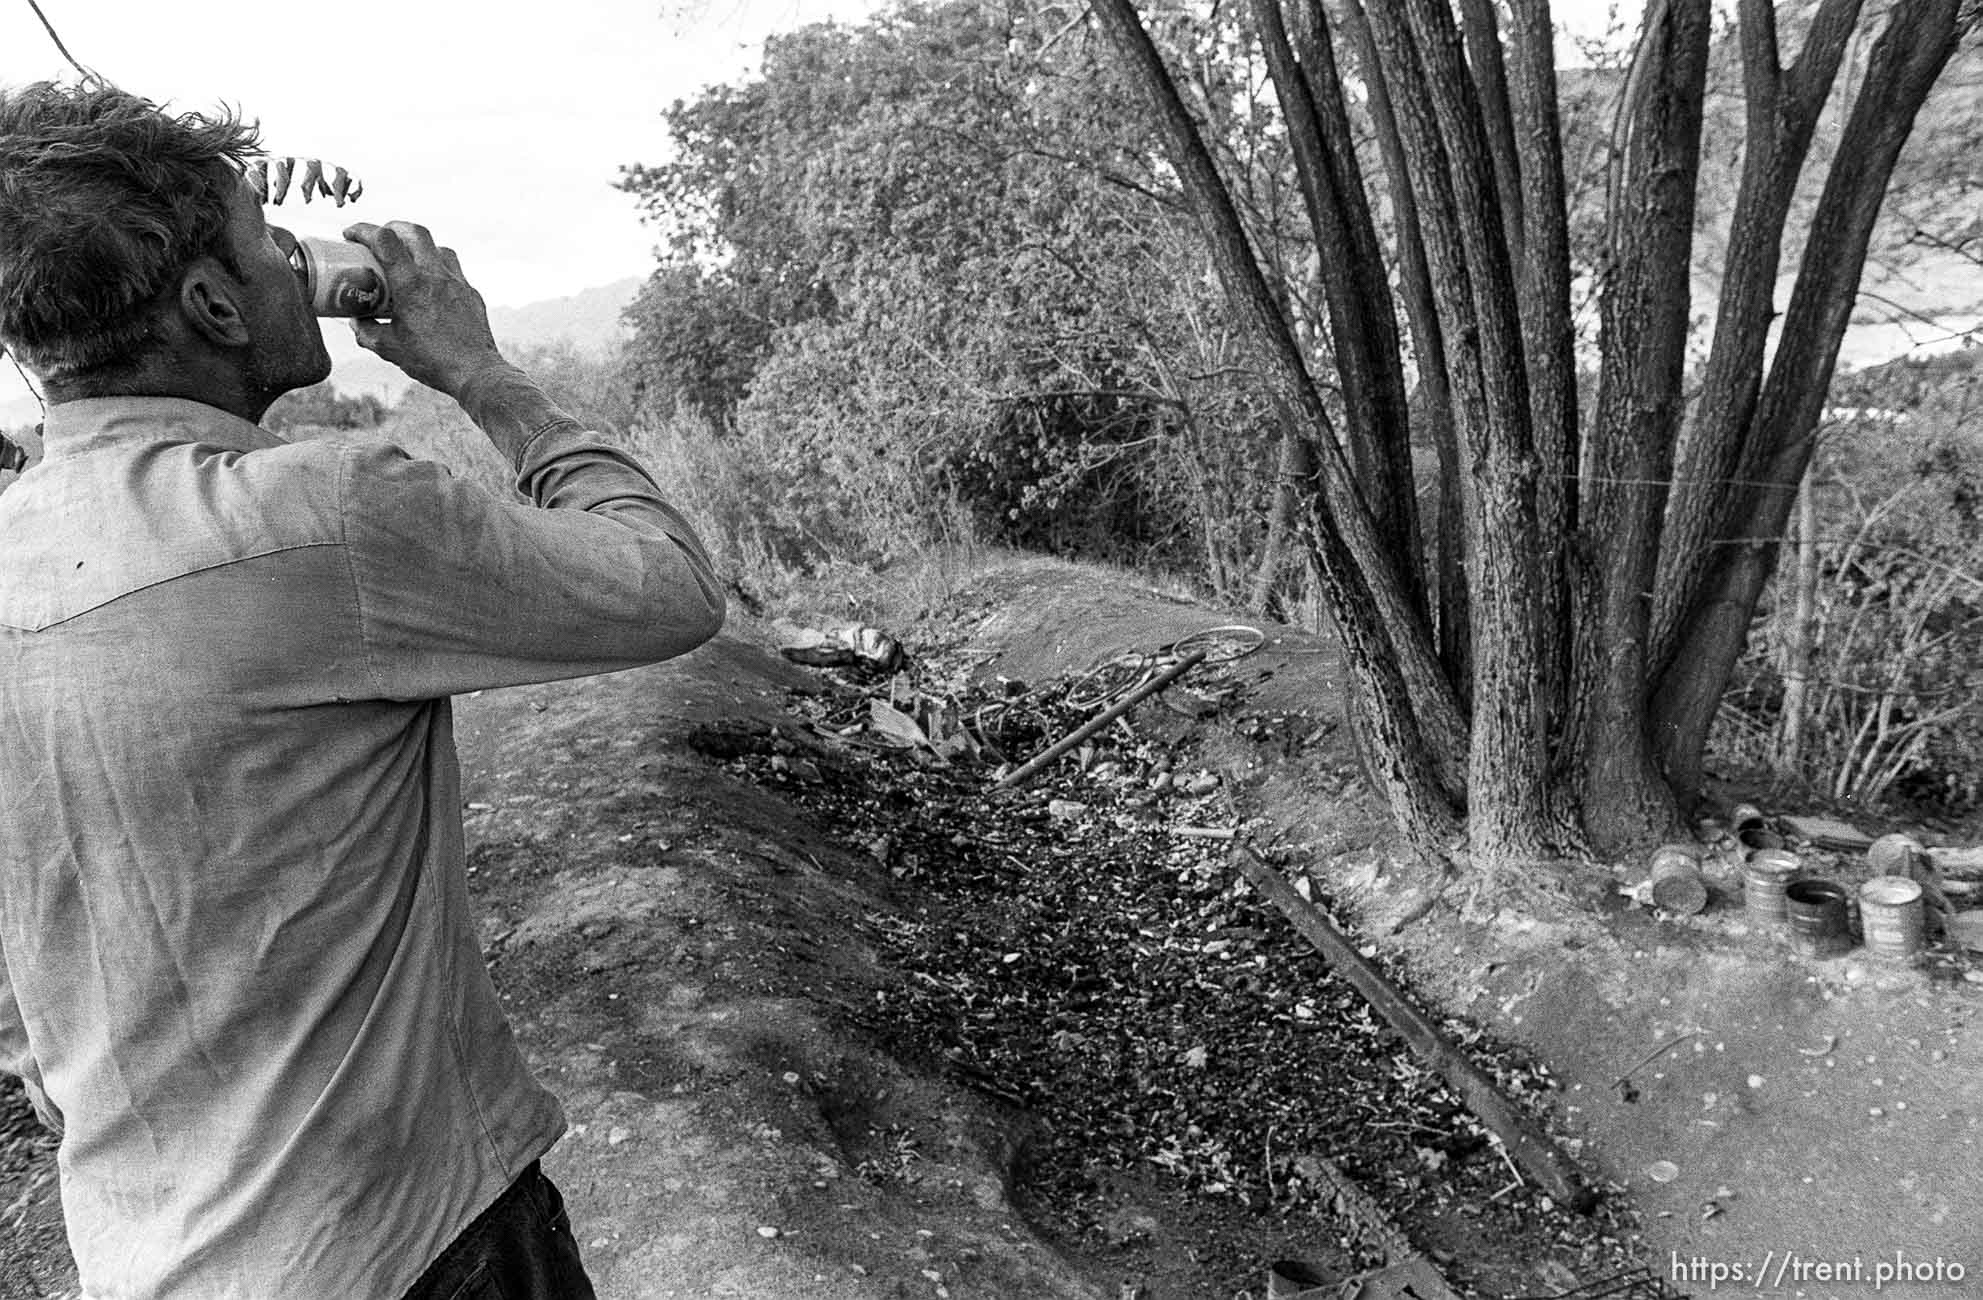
left=176, top=257, right=252, bottom=349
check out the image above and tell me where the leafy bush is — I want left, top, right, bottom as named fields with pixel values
left=264, top=382, right=386, bottom=436
left=615, top=0, right=1298, bottom=599
left=1716, top=350, right=1983, bottom=818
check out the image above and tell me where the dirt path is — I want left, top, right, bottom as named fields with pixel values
left=1443, top=901, right=1983, bottom=1297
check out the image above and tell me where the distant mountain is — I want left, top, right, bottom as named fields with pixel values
left=321, top=276, right=645, bottom=401
left=488, top=278, right=644, bottom=354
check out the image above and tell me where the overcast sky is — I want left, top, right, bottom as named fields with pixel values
left=1, top=0, right=1639, bottom=408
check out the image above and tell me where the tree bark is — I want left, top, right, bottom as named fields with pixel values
left=1253, top=0, right=1426, bottom=609
left=1340, top=0, right=1470, bottom=696
left=1458, top=0, right=1526, bottom=272
left=1250, top=417, right=1312, bottom=616
left=1092, top=0, right=1472, bottom=822
left=1368, top=0, right=1556, bottom=863
left=1778, top=464, right=1819, bottom=771
left=1502, top=0, right=1579, bottom=784
left=1649, top=0, right=1866, bottom=677
left=1574, top=0, right=1711, bottom=853
left=1651, top=0, right=1967, bottom=793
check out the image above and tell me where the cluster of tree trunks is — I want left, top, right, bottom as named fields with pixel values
left=1092, top=0, right=1976, bottom=868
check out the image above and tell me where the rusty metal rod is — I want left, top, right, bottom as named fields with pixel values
left=1233, top=845, right=1598, bottom=1214
left=994, top=648, right=1208, bottom=790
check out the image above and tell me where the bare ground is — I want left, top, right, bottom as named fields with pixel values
left=5, top=552, right=1981, bottom=1298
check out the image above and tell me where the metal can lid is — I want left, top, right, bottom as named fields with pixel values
left=1859, top=876, right=1923, bottom=906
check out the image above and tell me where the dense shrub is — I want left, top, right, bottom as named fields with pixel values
left=616, top=0, right=1299, bottom=599
left=1716, top=350, right=1983, bottom=819
left=264, top=382, right=386, bottom=435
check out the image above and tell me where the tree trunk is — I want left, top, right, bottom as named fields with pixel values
left=1653, top=0, right=1966, bottom=793
left=1650, top=0, right=1866, bottom=676
left=1250, top=418, right=1311, bottom=616
left=1457, top=0, right=1526, bottom=271
left=1257, top=0, right=1426, bottom=611
left=1372, top=0, right=1557, bottom=863
left=1089, top=0, right=1973, bottom=873
left=1573, top=0, right=1710, bottom=853
left=1503, top=0, right=1580, bottom=787
left=1341, top=0, right=1470, bottom=697
left=1777, top=464, right=1819, bottom=771
left=1093, top=0, right=1472, bottom=819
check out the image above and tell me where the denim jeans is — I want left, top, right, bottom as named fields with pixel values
left=400, top=1163, right=597, bottom=1300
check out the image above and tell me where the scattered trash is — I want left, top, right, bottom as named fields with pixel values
left=776, top=620, right=904, bottom=673
left=1265, top=1258, right=1332, bottom=1299
left=1178, top=771, right=1221, bottom=798
left=996, top=648, right=1209, bottom=790
left=1647, top=844, right=1708, bottom=916
left=1782, top=815, right=1875, bottom=853
left=1738, top=825, right=1787, bottom=855
left=1868, top=832, right=1927, bottom=878
left=1610, top=1033, right=1697, bottom=1102
left=716, top=628, right=1685, bottom=1279
left=867, top=698, right=930, bottom=750
left=1860, top=876, right=1927, bottom=959
left=1784, top=879, right=1852, bottom=958
left=1645, top=1160, right=1679, bottom=1184
left=1743, top=849, right=1800, bottom=926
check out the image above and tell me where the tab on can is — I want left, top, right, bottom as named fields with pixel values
left=291, top=237, right=391, bottom=318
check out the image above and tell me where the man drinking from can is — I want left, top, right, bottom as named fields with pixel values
left=0, top=79, right=724, bottom=1299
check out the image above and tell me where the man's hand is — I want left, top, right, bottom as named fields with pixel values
left=340, top=221, right=508, bottom=399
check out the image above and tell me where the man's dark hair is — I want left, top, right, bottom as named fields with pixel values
left=0, top=81, right=261, bottom=380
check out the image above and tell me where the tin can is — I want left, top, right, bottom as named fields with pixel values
left=1744, top=848, right=1800, bottom=926
left=1648, top=843, right=1709, bottom=915
left=291, top=237, right=391, bottom=317
left=1859, top=876, right=1925, bottom=960
left=1784, top=879, right=1852, bottom=958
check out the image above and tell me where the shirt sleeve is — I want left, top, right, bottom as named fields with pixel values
left=339, top=369, right=726, bottom=701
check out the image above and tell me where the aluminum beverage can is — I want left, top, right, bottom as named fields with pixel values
left=291, top=237, right=391, bottom=317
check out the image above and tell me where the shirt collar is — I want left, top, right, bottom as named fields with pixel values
left=38, top=396, right=288, bottom=459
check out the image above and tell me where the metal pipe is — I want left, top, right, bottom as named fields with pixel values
left=1233, top=845, right=1597, bottom=1214
left=994, top=648, right=1209, bottom=791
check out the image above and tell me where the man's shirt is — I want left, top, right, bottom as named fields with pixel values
left=0, top=379, right=723, bottom=1299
